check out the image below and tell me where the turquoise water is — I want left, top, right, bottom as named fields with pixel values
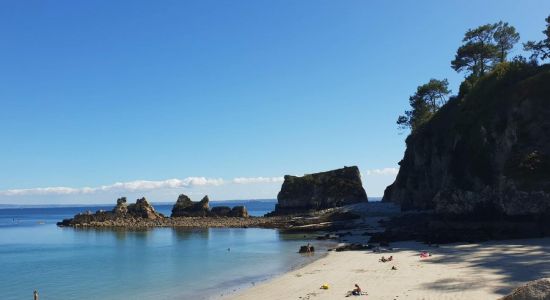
left=0, top=202, right=332, bottom=300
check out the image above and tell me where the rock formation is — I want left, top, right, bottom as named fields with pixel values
left=210, top=206, right=232, bottom=216
left=127, top=197, right=162, bottom=219
left=273, top=166, right=368, bottom=215
left=383, top=64, right=550, bottom=218
left=58, top=195, right=251, bottom=227
left=170, top=195, right=250, bottom=218
left=113, top=197, right=128, bottom=214
left=171, top=194, right=210, bottom=217
left=500, top=278, right=550, bottom=300
left=57, top=197, right=163, bottom=226
left=228, top=206, right=249, bottom=218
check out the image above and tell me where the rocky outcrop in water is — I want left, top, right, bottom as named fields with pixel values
left=171, top=195, right=210, bottom=217
left=273, top=166, right=368, bottom=215
left=58, top=195, right=252, bottom=228
left=169, top=195, right=249, bottom=218
left=127, top=197, right=163, bottom=219
left=57, top=197, right=164, bottom=226
left=383, top=64, right=550, bottom=218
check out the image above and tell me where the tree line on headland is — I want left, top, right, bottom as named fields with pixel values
left=397, top=16, right=550, bottom=133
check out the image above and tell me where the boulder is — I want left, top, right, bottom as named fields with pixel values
left=171, top=194, right=210, bottom=217
left=500, top=278, right=550, bottom=300
left=274, top=166, right=368, bottom=215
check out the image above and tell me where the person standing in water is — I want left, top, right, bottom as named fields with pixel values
left=33, top=290, right=39, bottom=300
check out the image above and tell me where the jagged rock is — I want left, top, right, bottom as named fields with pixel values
left=127, top=197, right=162, bottom=219
left=229, top=206, right=249, bottom=217
left=384, top=65, right=550, bottom=218
left=171, top=194, right=209, bottom=217
left=211, top=206, right=232, bottom=216
left=273, top=166, right=368, bottom=215
left=113, top=197, right=128, bottom=215
left=500, top=278, right=550, bottom=300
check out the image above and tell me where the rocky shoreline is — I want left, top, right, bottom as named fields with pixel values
left=58, top=166, right=373, bottom=232
left=57, top=195, right=367, bottom=231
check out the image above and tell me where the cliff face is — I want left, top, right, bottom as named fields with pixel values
left=384, top=64, right=550, bottom=217
left=274, top=166, right=368, bottom=214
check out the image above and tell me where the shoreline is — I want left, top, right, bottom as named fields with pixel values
left=225, top=237, right=550, bottom=300
left=212, top=250, right=333, bottom=300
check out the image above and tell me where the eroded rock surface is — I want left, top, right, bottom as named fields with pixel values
left=383, top=65, right=550, bottom=218
left=171, top=195, right=209, bottom=217
left=500, top=278, right=550, bottom=300
left=273, top=166, right=368, bottom=215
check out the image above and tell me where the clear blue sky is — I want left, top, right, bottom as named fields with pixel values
left=1, top=0, right=549, bottom=204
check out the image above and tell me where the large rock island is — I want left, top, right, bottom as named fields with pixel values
left=272, top=166, right=368, bottom=215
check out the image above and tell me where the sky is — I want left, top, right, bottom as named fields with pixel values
left=1, top=0, right=549, bottom=204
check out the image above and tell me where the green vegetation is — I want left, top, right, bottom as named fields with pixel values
left=397, top=79, right=450, bottom=131
left=524, top=16, right=550, bottom=61
left=451, top=22, right=519, bottom=78
left=398, top=15, right=549, bottom=134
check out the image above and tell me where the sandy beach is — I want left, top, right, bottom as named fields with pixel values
left=227, top=238, right=550, bottom=300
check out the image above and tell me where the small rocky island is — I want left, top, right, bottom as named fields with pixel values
left=271, top=166, right=368, bottom=215
left=57, top=195, right=260, bottom=228
left=57, top=166, right=368, bottom=230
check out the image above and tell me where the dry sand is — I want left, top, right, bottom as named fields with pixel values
left=226, top=238, right=550, bottom=300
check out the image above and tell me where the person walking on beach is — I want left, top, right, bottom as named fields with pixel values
left=33, top=290, right=39, bottom=300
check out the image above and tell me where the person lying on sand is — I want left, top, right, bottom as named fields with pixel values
left=388, top=255, right=393, bottom=261
left=420, top=251, right=432, bottom=258
left=346, top=284, right=368, bottom=297
left=379, top=256, right=387, bottom=262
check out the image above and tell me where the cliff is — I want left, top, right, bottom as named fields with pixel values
left=273, top=166, right=368, bottom=215
left=383, top=63, right=550, bottom=218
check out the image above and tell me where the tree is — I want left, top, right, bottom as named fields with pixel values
left=524, top=15, right=550, bottom=61
left=452, top=22, right=520, bottom=77
left=493, top=21, right=520, bottom=63
left=397, top=79, right=451, bottom=132
left=451, top=24, right=499, bottom=77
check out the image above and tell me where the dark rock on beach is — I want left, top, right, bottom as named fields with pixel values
left=334, top=243, right=372, bottom=252
left=500, top=278, right=550, bottom=300
left=272, top=166, right=368, bottom=215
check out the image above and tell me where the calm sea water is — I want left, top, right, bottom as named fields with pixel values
left=0, top=200, right=333, bottom=300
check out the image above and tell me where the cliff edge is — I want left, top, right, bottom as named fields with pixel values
left=383, top=63, right=550, bottom=218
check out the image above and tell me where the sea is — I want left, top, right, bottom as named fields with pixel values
left=0, top=200, right=335, bottom=300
